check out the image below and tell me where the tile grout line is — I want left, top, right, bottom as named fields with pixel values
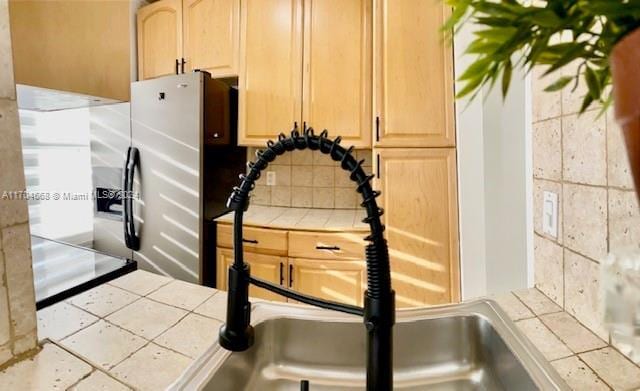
left=47, top=339, right=137, bottom=391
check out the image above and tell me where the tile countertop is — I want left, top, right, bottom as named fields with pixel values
left=2, top=270, right=640, bottom=390
left=214, top=205, right=369, bottom=232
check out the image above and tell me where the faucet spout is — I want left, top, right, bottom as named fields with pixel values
left=219, top=128, right=395, bottom=390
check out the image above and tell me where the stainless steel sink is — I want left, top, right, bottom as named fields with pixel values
left=171, top=300, right=568, bottom=390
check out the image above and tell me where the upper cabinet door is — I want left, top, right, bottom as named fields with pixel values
left=182, top=0, right=240, bottom=77
left=137, top=0, right=183, bottom=80
left=375, top=0, right=455, bottom=147
left=374, top=148, right=459, bottom=307
left=238, top=0, right=303, bottom=146
left=302, top=0, right=372, bottom=148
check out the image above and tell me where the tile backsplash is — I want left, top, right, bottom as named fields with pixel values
left=532, top=65, right=640, bottom=357
left=248, top=148, right=372, bottom=209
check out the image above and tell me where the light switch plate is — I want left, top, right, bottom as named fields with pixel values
left=266, top=171, right=276, bottom=186
left=542, top=191, right=558, bottom=238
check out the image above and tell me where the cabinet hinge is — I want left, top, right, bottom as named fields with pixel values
left=375, top=116, right=380, bottom=142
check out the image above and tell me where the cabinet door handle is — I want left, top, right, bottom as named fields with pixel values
left=288, top=264, right=293, bottom=288
left=175, top=59, right=179, bottom=75
left=303, top=121, right=307, bottom=131
left=294, top=121, right=298, bottom=130
left=242, top=238, right=258, bottom=244
left=279, top=262, right=284, bottom=285
left=316, top=245, right=340, bottom=251
left=180, top=58, right=186, bottom=74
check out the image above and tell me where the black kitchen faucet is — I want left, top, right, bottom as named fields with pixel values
left=219, top=128, right=396, bottom=390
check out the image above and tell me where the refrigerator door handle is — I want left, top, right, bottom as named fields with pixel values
left=123, top=147, right=141, bottom=251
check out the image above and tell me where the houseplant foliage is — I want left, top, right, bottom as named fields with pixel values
left=445, top=0, right=640, bottom=195
left=445, top=0, right=640, bottom=113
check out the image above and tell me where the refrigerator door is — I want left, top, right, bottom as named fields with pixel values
left=130, top=73, right=203, bottom=283
left=89, top=102, right=133, bottom=260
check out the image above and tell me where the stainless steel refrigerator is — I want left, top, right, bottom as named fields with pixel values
left=91, top=71, right=243, bottom=284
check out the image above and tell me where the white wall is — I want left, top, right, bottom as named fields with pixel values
left=455, top=25, right=533, bottom=299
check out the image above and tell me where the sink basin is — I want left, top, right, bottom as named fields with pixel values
left=171, top=300, right=568, bottom=390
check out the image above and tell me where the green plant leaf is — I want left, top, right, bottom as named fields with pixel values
left=584, top=66, right=602, bottom=100
left=458, top=56, right=492, bottom=81
left=544, top=76, right=573, bottom=92
left=579, top=93, right=594, bottom=113
left=502, top=60, right=512, bottom=98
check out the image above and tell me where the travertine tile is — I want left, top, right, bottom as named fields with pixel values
left=540, top=312, right=607, bottom=354
left=155, top=313, right=222, bottom=359
left=291, top=186, right=313, bottom=208
left=313, top=187, right=334, bottom=208
left=313, top=150, right=335, bottom=166
left=13, top=331, right=37, bottom=355
left=551, top=356, right=609, bottom=391
left=534, top=235, right=564, bottom=305
left=608, top=188, right=640, bottom=251
left=580, top=348, right=640, bottom=390
left=562, top=111, right=606, bottom=185
left=563, top=183, right=607, bottom=261
left=0, top=103, right=28, bottom=229
left=291, top=149, right=313, bottom=166
left=60, top=320, right=146, bottom=370
left=607, top=111, right=635, bottom=190
left=270, top=164, right=291, bottom=186
left=111, top=343, right=192, bottom=391
left=106, top=298, right=187, bottom=340
left=0, top=284, right=9, bottom=345
left=71, top=370, right=132, bottom=391
left=194, top=292, right=227, bottom=321
left=291, top=166, right=313, bottom=187
left=516, top=318, right=572, bottom=361
left=0, top=2, right=16, bottom=100
left=251, top=184, right=271, bottom=205
left=489, top=292, right=534, bottom=321
left=67, top=284, right=139, bottom=318
left=147, top=279, right=216, bottom=310
left=564, top=250, right=608, bottom=340
left=108, top=270, right=172, bottom=296
left=313, top=166, right=334, bottom=187
left=37, top=302, right=98, bottom=341
left=2, top=224, right=37, bottom=337
left=0, top=343, right=10, bottom=364
left=533, top=118, right=562, bottom=180
left=514, top=288, right=562, bottom=316
left=533, top=179, right=562, bottom=243
left=334, top=187, right=358, bottom=209
left=532, top=67, right=562, bottom=122
left=334, top=165, right=353, bottom=187
left=0, top=344, right=91, bottom=391
left=271, top=186, right=291, bottom=207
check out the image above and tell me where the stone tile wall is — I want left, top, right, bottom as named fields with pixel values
left=248, top=148, right=372, bottom=209
left=0, top=0, right=38, bottom=367
left=532, top=65, right=640, bottom=350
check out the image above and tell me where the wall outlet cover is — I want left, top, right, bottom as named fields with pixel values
left=266, top=171, right=276, bottom=186
left=542, top=191, right=558, bottom=238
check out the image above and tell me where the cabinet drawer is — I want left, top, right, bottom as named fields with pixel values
left=288, top=231, right=367, bottom=260
left=217, top=223, right=287, bottom=255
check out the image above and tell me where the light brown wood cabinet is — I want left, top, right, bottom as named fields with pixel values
left=216, top=223, right=367, bottom=304
left=290, top=258, right=366, bottom=306
left=238, top=0, right=303, bottom=146
left=137, top=0, right=240, bottom=81
left=216, top=247, right=287, bottom=302
left=374, top=0, right=455, bottom=147
left=239, top=0, right=372, bottom=148
left=8, top=0, right=134, bottom=101
left=374, top=148, right=459, bottom=307
left=183, top=0, right=240, bottom=76
left=137, top=0, right=183, bottom=80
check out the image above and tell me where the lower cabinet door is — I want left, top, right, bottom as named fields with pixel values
left=216, top=247, right=286, bottom=302
left=289, top=258, right=366, bottom=306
